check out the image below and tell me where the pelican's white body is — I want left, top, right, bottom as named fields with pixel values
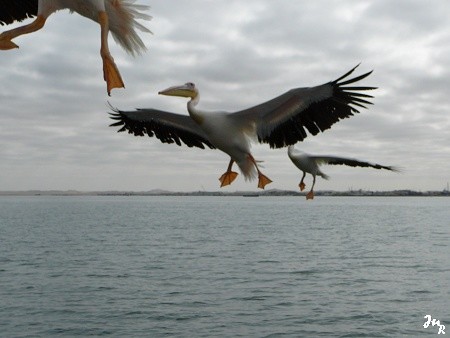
left=287, top=146, right=329, bottom=180
left=188, top=97, right=258, bottom=180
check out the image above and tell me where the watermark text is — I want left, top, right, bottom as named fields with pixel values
left=424, top=315, right=446, bottom=334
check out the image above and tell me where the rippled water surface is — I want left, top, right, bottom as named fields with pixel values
left=0, top=196, right=449, bottom=337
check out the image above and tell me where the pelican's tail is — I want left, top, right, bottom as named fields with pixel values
left=236, top=156, right=257, bottom=182
left=319, top=173, right=330, bottom=180
left=106, top=0, right=152, bottom=56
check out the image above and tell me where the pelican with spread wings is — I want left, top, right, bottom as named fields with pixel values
left=288, top=145, right=399, bottom=199
left=110, top=65, right=376, bottom=189
left=0, top=0, right=151, bottom=95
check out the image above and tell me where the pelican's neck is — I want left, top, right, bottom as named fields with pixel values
left=187, top=93, right=203, bottom=124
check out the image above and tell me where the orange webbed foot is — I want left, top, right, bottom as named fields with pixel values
left=0, top=34, right=19, bottom=50
left=258, top=173, right=272, bottom=189
left=219, top=171, right=239, bottom=187
left=0, top=15, right=46, bottom=51
left=299, top=182, right=306, bottom=191
left=102, top=54, right=125, bottom=96
left=306, top=191, right=314, bottom=200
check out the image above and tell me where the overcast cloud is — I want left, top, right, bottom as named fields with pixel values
left=1, top=0, right=449, bottom=192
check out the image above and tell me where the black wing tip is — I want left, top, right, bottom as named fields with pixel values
left=387, top=166, right=402, bottom=173
left=332, top=64, right=376, bottom=110
left=108, top=111, right=123, bottom=126
left=106, top=107, right=215, bottom=149
left=331, top=63, right=360, bottom=83
left=372, top=164, right=402, bottom=172
left=332, top=64, right=374, bottom=86
left=337, top=70, right=374, bottom=87
left=106, top=101, right=120, bottom=113
left=107, top=102, right=128, bottom=127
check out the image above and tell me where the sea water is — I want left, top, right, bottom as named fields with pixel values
left=0, top=196, right=449, bottom=337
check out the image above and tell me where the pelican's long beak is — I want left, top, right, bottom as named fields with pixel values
left=159, top=83, right=197, bottom=98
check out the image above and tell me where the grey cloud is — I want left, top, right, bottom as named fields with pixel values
left=1, top=1, right=449, bottom=191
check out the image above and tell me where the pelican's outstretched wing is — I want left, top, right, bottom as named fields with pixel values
left=312, top=156, right=399, bottom=172
left=109, top=107, right=215, bottom=149
left=0, top=0, right=37, bottom=25
left=233, top=65, right=376, bottom=148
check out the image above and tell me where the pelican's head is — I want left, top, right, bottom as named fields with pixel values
left=159, top=82, right=198, bottom=99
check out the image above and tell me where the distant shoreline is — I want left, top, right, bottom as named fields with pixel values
left=0, top=189, right=448, bottom=197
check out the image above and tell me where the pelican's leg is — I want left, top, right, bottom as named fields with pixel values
left=248, top=155, right=272, bottom=189
left=219, top=159, right=239, bottom=187
left=0, top=15, right=47, bottom=50
left=299, top=172, right=306, bottom=191
left=306, top=175, right=316, bottom=200
left=98, top=11, right=124, bottom=96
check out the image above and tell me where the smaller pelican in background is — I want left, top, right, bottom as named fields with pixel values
left=287, top=145, right=399, bottom=200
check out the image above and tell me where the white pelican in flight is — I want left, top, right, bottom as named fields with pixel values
left=110, top=65, right=375, bottom=189
left=0, top=0, right=151, bottom=95
left=287, top=145, right=399, bottom=200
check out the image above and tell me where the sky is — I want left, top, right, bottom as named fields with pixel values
left=1, top=0, right=450, bottom=192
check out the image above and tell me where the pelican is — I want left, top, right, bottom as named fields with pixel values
left=288, top=145, right=399, bottom=199
left=0, top=0, right=151, bottom=96
left=110, top=65, right=375, bottom=189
